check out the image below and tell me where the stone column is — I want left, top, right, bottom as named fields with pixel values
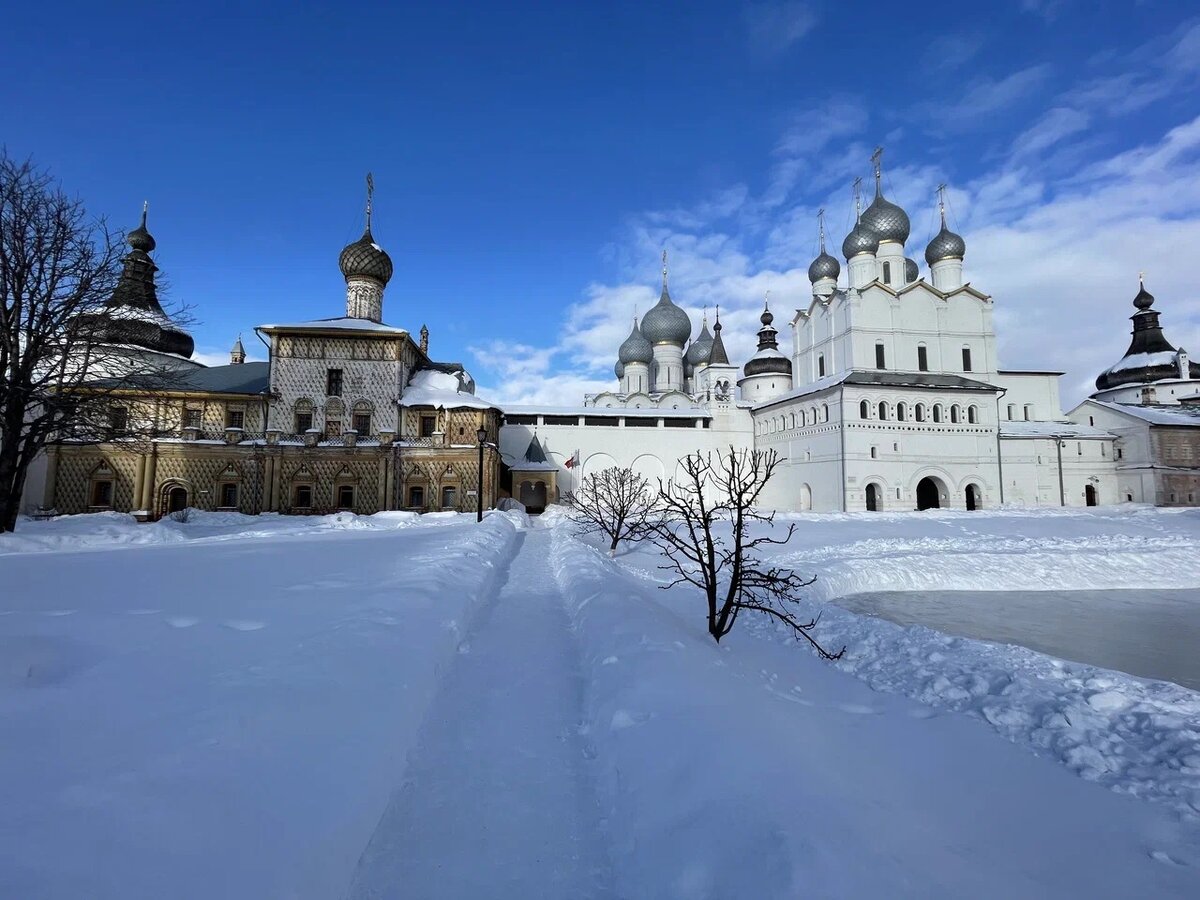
left=141, top=447, right=158, bottom=513
left=133, top=454, right=147, bottom=514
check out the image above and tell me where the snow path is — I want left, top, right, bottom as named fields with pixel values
left=346, top=527, right=614, bottom=899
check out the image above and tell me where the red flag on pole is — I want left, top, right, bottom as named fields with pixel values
left=564, top=450, right=579, bottom=469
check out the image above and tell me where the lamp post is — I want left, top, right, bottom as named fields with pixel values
left=476, top=426, right=487, bottom=522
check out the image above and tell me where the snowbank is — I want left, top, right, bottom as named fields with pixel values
left=0, top=508, right=462, bottom=555
left=0, top=514, right=521, bottom=899
left=550, top=526, right=1200, bottom=896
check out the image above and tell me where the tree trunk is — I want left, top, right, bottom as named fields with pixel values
left=0, top=447, right=23, bottom=532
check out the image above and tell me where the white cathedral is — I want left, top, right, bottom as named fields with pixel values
left=498, top=156, right=1200, bottom=512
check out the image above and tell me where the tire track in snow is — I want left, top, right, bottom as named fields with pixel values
left=345, top=526, right=615, bottom=899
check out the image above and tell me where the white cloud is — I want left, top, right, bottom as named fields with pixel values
left=928, top=65, right=1052, bottom=130
left=743, top=2, right=818, bottom=57
left=1010, top=107, right=1091, bottom=159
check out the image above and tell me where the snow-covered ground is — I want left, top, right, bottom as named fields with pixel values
left=2, top=505, right=1199, bottom=897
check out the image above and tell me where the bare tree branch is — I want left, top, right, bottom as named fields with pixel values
left=563, top=466, right=658, bottom=554
left=647, top=445, right=844, bottom=659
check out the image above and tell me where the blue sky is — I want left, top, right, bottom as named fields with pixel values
left=5, top=1, right=1199, bottom=404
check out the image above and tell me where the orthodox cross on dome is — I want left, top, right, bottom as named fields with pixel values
left=764, top=289, right=771, bottom=310
left=365, top=172, right=374, bottom=230
left=1139, top=270, right=1145, bottom=285
left=852, top=177, right=863, bottom=220
left=662, top=249, right=669, bottom=290
left=871, top=146, right=884, bottom=192
left=937, top=183, right=948, bottom=226
left=817, top=207, right=826, bottom=251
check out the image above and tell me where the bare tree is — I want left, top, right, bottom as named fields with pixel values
left=564, top=466, right=658, bottom=555
left=0, top=152, right=180, bottom=531
left=651, top=446, right=844, bottom=657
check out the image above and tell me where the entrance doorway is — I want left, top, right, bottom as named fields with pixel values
left=1085, top=484, right=1098, bottom=507
left=519, top=480, right=547, bottom=514
left=865, top=483, right=880, bottom=512
left=916, top=477, right=942, bottom=510
left=165, top=485, right=188, bottom=514
left=965, top=483, right=981, bottom=511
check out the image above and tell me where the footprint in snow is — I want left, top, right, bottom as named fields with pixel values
left=1150, top=850, right=1185, bottom=867
left=223, top=620, right=265, bottom=631
left=835, top=703, right=880, bottom=715
left=166, top=617, right=199, bottom=628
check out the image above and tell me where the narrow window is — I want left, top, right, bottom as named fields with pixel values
left=441, top=485, right=457, bottom=508
left=859, top=400, right=870, bottom=420
left=420, top=415, right=436, bottom=437
left=822, top=403, right=828, bottom=422
left=1024, top=404, right=1032, bottom=421
left=818, top=354, right=825, bottom=377
left=326, top=368, right=343, bottom=397
left=226, top=409, right=244, bottom=429
left=933, top=405, right=943, bottom=423
left=968, top=405, right=978, bottom=424
left=1077, top=442, right=1083, bottom=455
left=1116, top=448, right=1123, bottom=460
left=294, top=484, right=313, bottom=509
left=950, top=406, right=960, bottom=424
left=337, top=485, right=354, bottom=509
left=897, top=403, right=907, bottom=421
left=219, top=482, right=239, bottom=508
left=183, top=408, right=201, bottom=429
left=878, top=402, right=888, bottom=420
left=109, top=407, right=128, bottom=432
left=882, top=261, right=892, bottom=283
left=295, top=411, right=313, bottom=432
left=875, top=342, right=886, bottom=369
left=1007, top=404, right=1016, bottom=420
left=91, top=480, right=114, bottom=507
left=917, top=345, right=928, bottom=372
left=962, top=347, right=972, bottom=372
left=1089, top=415, right=1094, bottom=426
left=915, top=404, right=925, bottom=422
left=353, top=413, right=371, bottom=436
left=1101, top=443, right=1106, bottom=457
left=409, top=486, right=425, bottom=508
left=870, top=446, right=878, bottom=459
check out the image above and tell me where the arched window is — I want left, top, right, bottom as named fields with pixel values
left=968, top=405, right=978, bottom=424
left=915, top=403, right=925, bottom=422
left=882, top=261, right=892, bottom=284
left=860, top=400, right=870, bottom=420
left=878, top=402, right=888, bottom=421
left=917, top=344, right=928, bottom=372
left=352, top=400, right=373, bottom=437
left=1007, top=404, right=1016, bottom=420
left=896, top=402, right=907, bottom=422
left=293, top=398, right=315, bottom=434
left=933, top=404, right=943, bottom=423
left=1024, top=404, right=1033, bottom=421
left=950, top=405, right=960, bottom=424
left=822, top=403, right=829, bottom=422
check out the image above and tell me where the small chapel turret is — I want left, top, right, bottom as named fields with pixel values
left=338, top=173, right=394, bottom=322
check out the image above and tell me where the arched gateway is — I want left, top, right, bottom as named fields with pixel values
left=916, top=477, right=943, bottom=510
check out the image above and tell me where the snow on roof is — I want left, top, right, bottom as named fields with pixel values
left=1090, top=399, right=1200, bottom=427
left=1001, top=421, right=1114, bottom=439
left=257, top=317, right=408, bottom=334
left=507, top=405, right=710, bottom=418
left=1105, top=350, right=1179, bottom=374
left=403, top=368, right=499, bottom=410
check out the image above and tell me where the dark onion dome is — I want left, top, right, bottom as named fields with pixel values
left=925, top=223, right=967, bottom=265
left=808, top=249, right=841, bottom=283
left=686, top=319, right=714, bottom=366
left=860, top=177, right=911, bottom=245
left=73, top=206, right=194, bottom=358
left=743, top=301, right=793, bottom=377
left=617, top=319, right=653, bottom=364
left=640, top=285, right=692, bottom=345
left=1095, top=278, right=1200, bottom=390
left=338, top=227, right=394, bottom=285
left=126, top=206, right=156, bottom=252
left=842, top=221, right=880, bottom=259
left=905, top=257, right=919, bottom=283
left=615, top=360, right=625, bottom=379
left=684, top=356, right=694, bottom=378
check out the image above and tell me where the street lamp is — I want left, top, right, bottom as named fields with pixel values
left=476, top=426, right=488, bottom=522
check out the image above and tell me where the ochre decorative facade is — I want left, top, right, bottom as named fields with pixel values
left=43, top=195, right=503, bottom=520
